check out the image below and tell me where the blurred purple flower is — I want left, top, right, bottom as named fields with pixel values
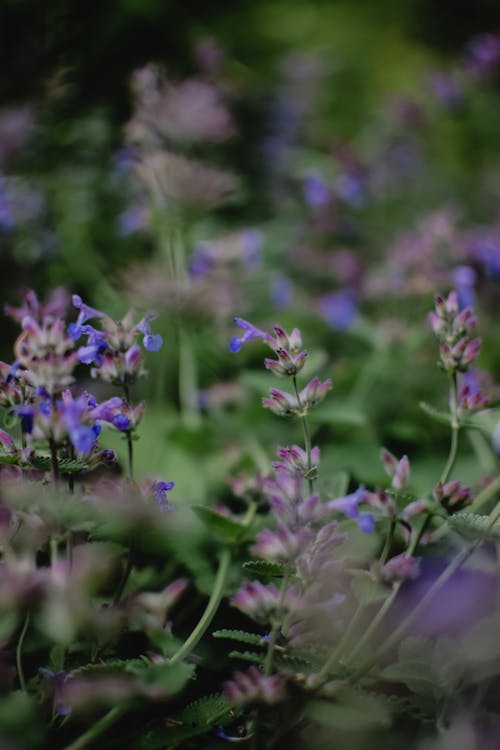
left=303, top=174, right=330, bottom=208
left=271, top=275, right=293, bottom=309
left=453, top=265, right=476, bottom=309
left=153, top=480, right=175, bottom=511
left=319, top=290, right=358, bottom=331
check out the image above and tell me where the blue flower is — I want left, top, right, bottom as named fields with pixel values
left=319, top=290, right=358, bottom=331
left=326, top=485, right=375, bottom=534
left=70, top=295, right=106, bottom=340
left=303, top=174, right=330, bottom=208
left=229, top=317, right=272, bottom=353
left=136, top=313, right=163, bottom=352
left=154, top=480, right=175, bottom=511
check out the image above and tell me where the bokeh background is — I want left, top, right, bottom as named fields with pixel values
left=2, top=0, right=500, bottom=504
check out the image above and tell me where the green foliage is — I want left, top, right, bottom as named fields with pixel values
left=212, top=629, right=265, bottom=645
left=304, top=687, right=392, bottom=731
left=448, top=512, right=500, bottom=541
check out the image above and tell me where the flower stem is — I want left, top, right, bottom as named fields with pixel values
left=292, top=377, right=314, bottom=495
left=263, top=570, right=290, bottom=677
left=440, top=372, right=459, bottom=485
left=169, top=548, right=231, bottom=666
left=342, top=514, right=430, bottom=669
left=122, top=383, right=134, bottom=480
left=63, top=705, right=126, bottom=750
left=16, top=613, right=29, bottom=692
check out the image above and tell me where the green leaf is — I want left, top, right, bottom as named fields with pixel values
left=28, top=456, right=90, bottom=473
left=448, top=512, right=500, bottom=541
left=139, top=694, right=233, bottom=750
left=419, top=402, right=452, bottom=426
left=131, top=660, right=195, bottom=695
left=242, top=560, right=285, bottom=577
left=180, top=693, right=231, bottom=727
left=192, top=506, right=248, bottom=543
left=212, top=629, right=265, bottom=646
left=0, top=453, right=19, bottom=465
left=380, top=661, right=438, bottom=697
left=304, top=687, right=392, bottom=730
left=228, top=650, right=265, bottom=664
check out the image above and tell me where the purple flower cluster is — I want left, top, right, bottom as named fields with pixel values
left=69, top=295, right=163, bottom=384
left=429, top=291, right=481, bottom=373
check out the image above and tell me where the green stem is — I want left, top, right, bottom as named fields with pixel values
left=263, top=570, right=290, bottom=677
left=440, top=372, right=459, bottom=485
left=292, top=377, right=314, bottom=496
left=122, top=383, right=134, bottom=480
left=469, top=475, right=500, bottom=513
left=169, top=548, right=231, bottom=666
left=16, top=613, right=30, bottom=692
left=379, top=518, right=396, bottom=566
left=343, top=514, right=430, bottom=669
left=63, top=705, right=126, bottom=750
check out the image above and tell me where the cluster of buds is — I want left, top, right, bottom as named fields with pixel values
left=433, top=479, right=471, bottom=512
left=230, top=318, right=331, bottom=417
left=69, top=295, right=163, bottom=386
left=429, top=291, right=481, bottom=373
left=264, top=325, right=307, bottom=377
left=380, top=448, right=410, bottom=491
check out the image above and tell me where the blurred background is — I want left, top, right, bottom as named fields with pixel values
left=2, top=0, right=500, bottom=504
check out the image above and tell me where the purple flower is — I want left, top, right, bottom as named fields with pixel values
left=136, top=313, right=163, bottom=352
left=303, top=174, right=330, bottom=208
left=326, top=485, right=375, bottom=534
left=39, top=668, right=71, bottom=717
left=319, top=290, right=358, bottom=331
left=229, top=317, right=272, bottom=353
left=453, top=265, right=476, bottom=309
left=153, top=480, right=175, bottom=511
left=70, top=295, right=106, bottom=340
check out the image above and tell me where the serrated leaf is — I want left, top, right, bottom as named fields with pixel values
left=212, top=629, right=265, bottom=646
left=349, top=569, right=390, bottom=605
left=137, top=694, right=233, bottom=750
left=305, top=687, right=392, bottom=730
left=419, top=402, right=453, bottom=426
left=449, top=512, right=500, bottom=541
left=192, top=506, right=248, bottom=543
left=28, top=456, right=89, bottom=473
left=228, top=650, right=265, bottom=664
left=242, top=560, right=285, bottom=577
left=180, top=693, right=231, bottom=726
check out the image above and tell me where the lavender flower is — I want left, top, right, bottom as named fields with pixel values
left=153, top=480, right=175, bottom=511
left=326, top=486, right=375, bottom=534
left=229, top=318, right=272, bottom=353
